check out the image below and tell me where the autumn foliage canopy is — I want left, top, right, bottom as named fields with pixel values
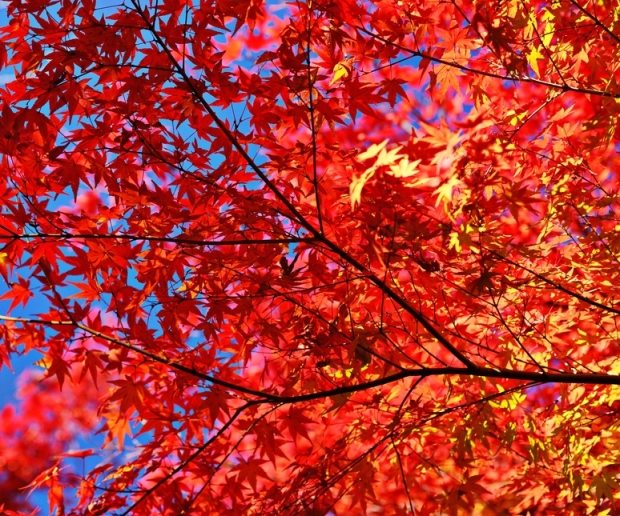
left=0, top=0, right=619, bottom=513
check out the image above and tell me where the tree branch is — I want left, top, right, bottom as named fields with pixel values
left=356, top=26, right=620, bottom=99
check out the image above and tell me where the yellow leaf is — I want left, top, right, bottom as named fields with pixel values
left=434, top=174, right=461, bottom=207
left=388, top=157, right=421, bottom=178
left=507, top=109, right=527, bottom=126
left=542, top=22, right=554, bottom=47
left=349, top=168, right=376, bottom=209
left=527, top=45, right=544, bottom=78
left=329, top=57, right=354, bottom=86
left=375, top=145, right=404, bottom=168
left=507, top=392, right=526, bottom=410
left=358, top=139, right=388, bottom=161
left=448, top=231, right=461, bottom=253
left=326, top=367, right=354, bottom=380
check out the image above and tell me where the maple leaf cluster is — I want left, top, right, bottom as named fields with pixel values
left=0, top=0, right=619, bottom=513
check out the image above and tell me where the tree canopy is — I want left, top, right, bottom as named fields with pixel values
left=0, top=0, right=619, bottom=513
